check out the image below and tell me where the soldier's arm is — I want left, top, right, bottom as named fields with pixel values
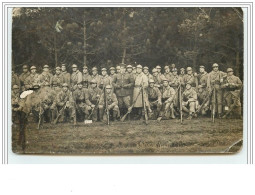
left=156, top=88, right=162, bottom=103
left=98, top=94, right=104, bottom=106
left=110, top=94, right=118, bottom=107
left=166, top=89, right=175, bottom=103
left=85, top=90, right=92, bottom=105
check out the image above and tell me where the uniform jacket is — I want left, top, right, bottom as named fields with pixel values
left=99, top=75, right=112, bottom=89
left=164, top=72, right=173, bottom=82
left=54, top=89, right=73, bottom=107
left=182, top=74, right=197, bottom=88
left=50, top=74, right=63, bottom=88
left=198, top=72, right=208, bottom=88
left=147, top=86, right=162, bottom=101
left=12, top=73, right=21, bottom=89
left=60, top=71, right=71, bottom=86
left=145, top=72, right=153, bottom=80
left=19, top=72, right=30, bottom=86
left=207, top=70, right=227, bottom=88
left=38, top=72, right=53, bottom=87
left=99, top=92, right=118, bottom=108
left=153, top=74, right=166, bottom=88
left=133, top=72, right=148, bottom=108
left=112, top=73, right=134, bottom=97
left=82, top=73, right=92, bottom=88
left=73, top=88, right=86, bottom=103
left=71, top=70, right=83, bottom=89
left=85, top=87, right=102, bottom=105
left=183, top=88, right=197, bottom=102
left=161, top=86, right=176, bottom=103
left=91, top=74, right=102, bottom=87
left=222, top=75, right=242, bottom=98
left=169, top=75, right=181, bottom=88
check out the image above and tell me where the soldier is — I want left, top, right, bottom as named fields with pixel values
left=116, top=65, right=121, bottom=74
left=157, top=79, right=176, bottom=121
left=99, top=68, right=112, bottom=89
left=182, top=67, right=198, bottom=89
left=19, top=65, right=30, bottom=91
left=221, top=68, right=242, bottom=119
left=70, top=64, right=82, bottom=91
left=152, top=68, right=166, bottom=89
left=98, top=85, right=120, bottom=121
left=198, top=65, right=208, bottom=88
left=85, top=79, right=102, bottom=121
left=197, top=85, right=210, bottom=116
left=38, top=65, right=53, bottom=89
left=72, top=82, right=89, bottom=120
left=91, top=67, right=102, bottom=87
left=112, top=64, right=134, bottom=118
left=24, top=66, right=39, bottom=91
left=147, top=79, right=162, bottom=119
left=12, top=71, right=21, bottom=90
left=169, top=68, right=181, bottom=108
left=143, top=66, right=153, bottom=80
left=207, top=63, right=227, bottom=118
left=182, top=83, right=198, bottom=119
left=170, top=63, right=176, bottom=72
left=50, top=83, right=76, bottom=123
left=12, top=85, right=21, bottom=122
left=179, top=68, right=186, bottom=81
left=132, top=66, right=137, bottom=80
left=156, top=65, right=162, bottom=76
left=109, top=67, right=116, bottom=79
left=132, top=64, right=149, bottom=120
left=126, top=65, right=133, bottom=74
left=60, top=64, right=71, bottom=87
left=164, top=65, right=173, bottom=81
left=82, top=65, right=91, bottom=89
left=50, top=66, right=63, bottom=92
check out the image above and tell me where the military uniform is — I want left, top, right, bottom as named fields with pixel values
left=25, top=72, right=39, bottom=89
left=152, top=73, right=166, bottom=89
left=51, top=73, right=63, bottom=91
left=73, top=87, right=89, bottom=119
left=169, top=70, right=181, bottom=107
left=71, top=69, right=83, bottom=91
left=182, top=73, right=197, bottom=88
left=82, top=72, right=92, bottom=88
left=164, top=72, right=173, bottom=82
left=19, top=70, right=30, bottom=91
left=133, top=71, right=148, bottom=108
left=60, top=71, right=71, bottom=87
left=12, top=72, right=21, bottom=90
left=38, top=66, right=53, bottom=88
left=12, top=85, right=22, bottom=122
left=147, top=82, right=162, bottom=118
left=197, top=86, right=209, bottom=115
left=91, top=74, right=102, bottom=88
left=182, top=86, right=198, bottom=116
left=99, top=75, right=112, bottom=89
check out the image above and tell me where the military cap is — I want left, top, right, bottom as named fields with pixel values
left=56, top=66, right=61, bottom=70
left=149, top=79, right=155, bottom=83
left=212, top=63, right=219, bottom=68
left=152, top=68, right=158, bottom=73
left=22, top=65, right=28, bottom=69
left=172, top=68, right=177, bottom=72
left=30, top=66, right=36, bottom=70
left=127, top=65, right=133, bottom=69
left=62, top=83, right=68, bottom=87
left=83, top=65, right=88, bottom=69
left=156, top=65, right=161, bottom=69
left=106, top=85, right=112, bottom=89
left=90, top=79, right=97, bottom=84
left=43, top=65, right=49, bottom=68
left=162, top=78, right=169, bottom=82
left=199, top=65, right=205, bottom=69
left=101, top=68, right=107, bottom=71
left=227, top=68, right=233, bottom=72
left=180, top=68, right=185, bottom=71
left=109, top=67, right=115, bottom=70
left=92, top=67, right=97, bottom=71
left=143, top=66, right=149, bottom=70
left=164, top=65, right=169, bottom=69
left=72, top=64, right=78, bottom=68
left=136, top=64, right=143, bottom=69
left=186, top=67, right=192, bottom=71
left=13, top=85, right=19, bottom=89
left=61, top=64, right=66, bottom=67
left=116, top=66, right=121, bottom=70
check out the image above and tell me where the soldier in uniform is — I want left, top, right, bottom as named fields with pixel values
left=82, top=65, right=91, bottom=89
left=99, top=68, right=112, bottom=89
left=132, top=66, right=137, bottom=77
left=23, top=66, right=39, bottom=90
left=182, top=83, right=198, bottom=119
left=38, top=65, right=53, bottom=89
left=143, top=66, right=153, bottom=80
left=156, top=65, right=162, bottom=76
left=157, top=79, right=176, bottom=121
left=221, top=68, right=242, bottom=118
left=116, top=65, right=121, bottom=74
left=179, top=68, right=186, bottom=81
left=164, top=65, right=173, bottom=81
left=70, top=64, right=82, bottom=91
left=109, top=67, right=116, bottom=79
left=197, top=85, right=210, bottom=116
left=207, top=63, right=227, bottom=118
left=169, top=68, right=181, bottom=108
left=152, top=68, right=166, bottom=89
left=85, top=79, right=103, bottom=121
left=147, top=79, right=162, bottom=119
left=112, top=64, right=134, bottom=118
left=50, top=66, right=63, bottom=92
left=98, top=85, right=120, bottom=121
left=198, top=65, right=208, bottom=88
left=50, top=83, right=76, bottom=123
left=91, top=67, right=102, bottom=87
left=19, top=65, right=30, bottom=91
left=60, top=64, right=71, bottom=87
left=12, top=85, right=21, bottom=122
left=182, top=67, right=198, bottom=89
left=12, top=71, right=21, bottom=91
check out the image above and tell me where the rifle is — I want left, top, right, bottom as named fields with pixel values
left=54, top=101, right=67, bottom=124
left=37, top=101, right=44, bottom=130
left=212, top=87, right=216, bottom=123
left=179, top=85, right=183, bottom=124
left=104, top=86, right=110, bottom=125
left=141, top=82, right=148, bottom=125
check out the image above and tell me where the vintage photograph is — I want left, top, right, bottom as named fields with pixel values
left=11, top=7, right=243, bottom=154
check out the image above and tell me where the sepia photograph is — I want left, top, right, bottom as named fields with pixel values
left=11, top=7, right=243, bottom=155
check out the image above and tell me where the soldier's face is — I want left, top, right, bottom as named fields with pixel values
left=106, top=88, right=111, bottom=93
left=23, top=68, right=28, bottom=73
left=143, top=69, right=148, bottom=74
left=136, top=68, right=142, bottom=74
left=127, top=68, right=132, bottom=73
left=102, top=70, right=107, bottom=76
left=165, top=68, right=170, bottom=73
left=198, top=88, right=203, bottom=93
left=186, top=84, right=191, bottom=90
left=110, top=70, right=115, bottom=75
left=187, top=70, right=192, bottom=75
left=173, top=71, right=177, bottom=76
left=61, top=66, right=66, bottom=72
left=199, top=68, right=205, bottom=73
left=83, top=68, right=88, bottom=73
left=78, top=84, right=83, bottom=89
left=132, top=69, right=136, bottom=73
left=31, top=69, right=36, bottom=74
left=181, top=70, right=185, bottom=75
left=56, top=69, right=61, bottom=75
left=92, top=70, right=97, bottom=76
left=149, top=83, right=154, bottom=88
left=163, top=81, right=168, bottom=87
left=72, top=67, right=77, bottom=72
left=43, top=68, right=49, bottom=72
left=213, top=67, right=218, bottom=71
left=152, top=72, right=158, bottom=76
left=63, top=86, right=68, bottom=92
left=157, top=68, right=161, bottom=73
left=228, top=71, right=233, bottom=76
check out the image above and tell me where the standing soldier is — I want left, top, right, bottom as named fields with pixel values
left=19, top=65, right=30, bottom=91
left=221, top=68, right=242, bottom=119
left=60, top=64, right=71, bottom=87
left=179, top=68, right=186, bottom=81
left=169, top=68, right=181, bottom=108
left=50, top=66, right=63, bottom=92
left=109, top=67, right=116, bottom=79
left=116, top=65, right=121, bottom=74
left=82, top=65, right=91, bottom=89
left=143, top=66, right=153, bottom=80
left=156, top=65, right=162, bottom=76
left=112, top=64, right=134, bottom=118
left=38, top=65, right=53, bottom=89
left=198, top=65, right=208, bottom=91
left=133, top=64, right=149, bottom=120
left=207, top=63, right=227, bottom=118
left=99, top=68, right=112, bottom=89
left=182, top=83, right=198, bottom=119
left=73, top=82, right=88, bottom=120
left=147, top=79, right=162, bottom=119
left=24, top=66, right=39, bottom=90
left=132, top=66, right=137, bottom=78
left=164, top=65, right=173, bottom=82
left=98, top=85, right=120, bottom=121
left=12, top=71, right=21, bottom=91
left=170, top=64, right=176, bottom=72
left=182, top=67, right=198, bottom=89
left=152, top=68, right=166, bottom=89
left=157, top=79, right=176, bottom=121
left=91, top=67, right=102, bottom=87
left=85, top=79, right=102, bottom=121
left=70, top=64, right=82, bottom=91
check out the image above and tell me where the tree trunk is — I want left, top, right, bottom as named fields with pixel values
left=54, top=31, right=58, bottom=67
left=121, top=19, right=126, bottom=64
left=83, top=13, right=87, bottom=66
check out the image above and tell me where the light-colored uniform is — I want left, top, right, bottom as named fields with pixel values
left=133, top=72, right=148, bottom=108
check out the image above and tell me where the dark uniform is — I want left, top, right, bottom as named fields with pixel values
left=19, top=65, right=30, bottom=91
left=38, top=65, right=53, bottom=89
left=182, top=84, right=198, bottom=118
left=147, top=79, right=162, bottom=118
left=25, top=66, right=39, bottom=90
left=60, top=64, right=71, bottom=87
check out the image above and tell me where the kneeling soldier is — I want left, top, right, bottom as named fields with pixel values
left=98, top=85, right=120, bottom=121
left=157, top=79, right=176, bottom=121
left=197, top=85, right=209, bottom=116
left=147, top=79, right=162, bottom=119
left=182, top=83, right=198, bottom=119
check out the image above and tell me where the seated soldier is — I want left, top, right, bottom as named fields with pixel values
left=157, top=79, right=176, bottom=121
left=182, top=83, right=198, bottom=119
left=51, top=83, right=76, bottom=124
left=85, top=79, right=102, bottom=121
left=147, top=79, right=162, bottom=119
left=98, top=85, right=120, bottom=122
left=197, top=85, right=209, bottom=116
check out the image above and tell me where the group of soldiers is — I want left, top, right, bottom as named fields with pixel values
left=12, top=62, right=243, bottom=127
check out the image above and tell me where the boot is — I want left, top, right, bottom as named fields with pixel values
left=170, top=108, right=175, bottom=119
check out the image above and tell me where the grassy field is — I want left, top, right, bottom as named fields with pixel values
left=12, top=118, right=243, bottom=154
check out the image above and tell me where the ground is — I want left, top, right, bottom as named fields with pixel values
left=12, top=118, right=243, bottom=154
